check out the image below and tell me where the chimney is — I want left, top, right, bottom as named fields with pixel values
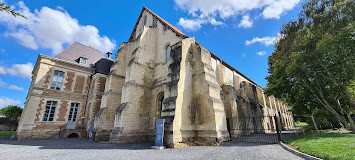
left=89, top=46, right=94, bottom=49
left=106, top=52, right=113, bottom=58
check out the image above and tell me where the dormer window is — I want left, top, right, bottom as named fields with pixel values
left=79, top=57, right=87, bottom=65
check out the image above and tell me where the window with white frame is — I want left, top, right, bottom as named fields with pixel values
left=43, top=101, right=57, bottom=122
left=68, top=103, right=80, bottom=122
left=79, top=57, right=87, bottom=65
left=166, top=45, right=171, bottom=62
left=50, top=70, right=64, bottom=90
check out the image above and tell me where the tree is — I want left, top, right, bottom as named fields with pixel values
left=0, top=0, right=26, bottom=19
left=0, top=105, right=23, bottom=131
left=266, top=0, right=355, bottom=132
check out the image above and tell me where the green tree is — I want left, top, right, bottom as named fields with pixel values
left=0, top=0, right=26, bottom=19
left=0, top=105, right=23, bottom=131
left=266, top=0, right=355, bottom=131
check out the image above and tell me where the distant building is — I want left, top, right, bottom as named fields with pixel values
left=17, top=7, right=294, bottom=147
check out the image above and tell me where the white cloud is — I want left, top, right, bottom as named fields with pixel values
left=245, top=33, right=284, bottom=46
left=0, top=1, right=116, bottom=54
left=262, top=0, right=300, bottom=19
left=256, top=51, right=266, bottom=56
left=0, top=63, right=33, bottom=79
left=178, top=18, right=204, bottom=31
left=210, top=18, right=224, bottom=26
left=174, top=0, right=300, bottom=31
left=242, top=53, right=246, bottom=57
left=0, top=79, right=25, bottom=91
left=178, top=17, right=224, bottom=31
left=238, top=15, right=253, bottom=28
left=0, top=97, right=22, bottom=109
left=245, top=36, right=275, bottom=46
left=0, top=67, right=5, bottom=74
left=7, top=85, right=25, bottom=91
left=4, top=29, right=39, bottom=49
left=0, top=79, right=6, bottom=87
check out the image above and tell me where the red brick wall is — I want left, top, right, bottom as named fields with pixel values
left=57, top=101, right=68, bottom=121
left=42, top=91, right=87, bottom=100
left=43, top=68, right=53, bottom=88
left=74, top=75, right=85, bottom=93
left=33, top=124, right=65, bottom=130
left=98, top=77, right=106, bottom=92
left=35, top=99, right=44, bottom=121
left=84, top=75, right=91, bottom=93
left=64, top=71, right=75, bottom=91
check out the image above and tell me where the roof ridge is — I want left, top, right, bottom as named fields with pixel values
left=73, top=42, right=104, bottom=53
left=128, top=7, right=188, bottom=41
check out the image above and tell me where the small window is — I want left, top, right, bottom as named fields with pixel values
left=43, top=101, right=57, bottom=122
left=50, top=70, right=65, bottom=90
left=143, top=15, right=147, bottom=26
left=79, top=57, right=87, bottom=65
left=166, top=45, right=171, bottom=62
left=68, top=103, right=80, bottom=122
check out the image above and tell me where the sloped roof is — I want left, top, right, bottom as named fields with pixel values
left=55, top=42, right=107, bottom=67
left=94, top=58, right=114, bottom=75
left=128, top=6, right=189, bottom=41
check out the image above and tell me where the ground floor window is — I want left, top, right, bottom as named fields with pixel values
left=43, top=101, right=57, bottom=121
left=68, top=103, right=80, bottom=122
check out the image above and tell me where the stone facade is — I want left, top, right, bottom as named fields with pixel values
left=17, top=7, right=294, bottom=146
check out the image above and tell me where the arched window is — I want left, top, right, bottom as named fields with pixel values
left=143, top=15, right=147, bottom=26
left=157, top=92, right=164, bottom=119
left=166, top=45, right=171, bottom=62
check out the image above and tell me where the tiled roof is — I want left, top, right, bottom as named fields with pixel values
left=55, top=42, right=107, bottom=67
left=129, top=6, right=188, bottom=41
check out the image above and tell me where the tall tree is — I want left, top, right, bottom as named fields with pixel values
left=0, top=0, right=26, bottom=18
left=0, top=105, right=23, bottom=130
left=266, top=0, right=355, bottom=131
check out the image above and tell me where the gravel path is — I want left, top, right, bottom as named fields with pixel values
left=0, top=138, right=304, bottom=160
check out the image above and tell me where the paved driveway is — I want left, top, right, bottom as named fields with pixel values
left=0, top=138, right=303, bottom=160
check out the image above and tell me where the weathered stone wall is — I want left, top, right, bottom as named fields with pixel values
left=107, top=10, right=184, bottom=143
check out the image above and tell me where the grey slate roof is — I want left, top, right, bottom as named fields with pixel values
left=94, top=58, right=114, bottom=75
left=54, top=42, right=114, bottom=75
left=55, top=42, right=108, bottom=67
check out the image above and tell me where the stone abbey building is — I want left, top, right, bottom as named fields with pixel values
left=17, top=7, right=294, bottom=146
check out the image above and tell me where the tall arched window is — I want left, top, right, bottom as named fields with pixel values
left=143, top=15, right=147, bottom=26
left=166, top=45, right=171, bottom=62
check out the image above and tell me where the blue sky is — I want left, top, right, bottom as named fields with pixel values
left=0, top=0, right=304, bottom=108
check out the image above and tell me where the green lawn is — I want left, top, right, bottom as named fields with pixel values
left=0, top=131, right=16, bottom=136
left=285, top=132, right=355, bottom=160
left=295, top=122, right=308, bottom=127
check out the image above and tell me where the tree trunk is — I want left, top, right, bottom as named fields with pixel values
left=347, top=114, right=355, bottom=132
left=8, top=117, right=12, bottom=131
left=311, top=114, right=320, bottom=134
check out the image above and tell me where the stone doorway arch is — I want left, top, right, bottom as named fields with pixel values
left=156, top=92, right=164, bottom=120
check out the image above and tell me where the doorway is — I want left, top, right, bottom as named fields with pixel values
left=67, top=103, right=80, bottom=129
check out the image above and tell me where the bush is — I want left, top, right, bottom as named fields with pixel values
left=306, top=110, right=342, bottom=130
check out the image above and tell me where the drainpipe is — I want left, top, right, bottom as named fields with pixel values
left=82, top=70, right=94, bottom=134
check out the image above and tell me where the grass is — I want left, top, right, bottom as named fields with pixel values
left=295, top=122, right=308, bottom=126
left=285, top=132, right=355, bottom=160
left=0, top=131, right=16, bottom=137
